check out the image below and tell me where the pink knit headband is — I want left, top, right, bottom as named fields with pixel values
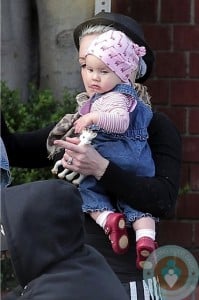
left=86, top=30, right=146, bottom=82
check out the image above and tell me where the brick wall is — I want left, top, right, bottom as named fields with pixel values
left=113, top=0, right=199, bottom=263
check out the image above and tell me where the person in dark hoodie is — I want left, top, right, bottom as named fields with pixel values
left=1, top=179, right=129, bottom=300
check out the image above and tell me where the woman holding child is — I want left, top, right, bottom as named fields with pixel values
left=1, top=12, right=181, bottom=300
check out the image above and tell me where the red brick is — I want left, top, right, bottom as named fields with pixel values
left=174, top=25, right=199, bottom=50
left=171, top=80, right=199, bottom=106
left=147, top=79, right=169, bottom=105
left=195, top=223, right=199, bottom=246
left=182, top=137, right=199, bottom=162
left=126, top=0, right=158, bottom=23
left=143, top=25, right=171, bottom=50
left=180, top=163, right=190, bottom=189
left=156, top=52, right=187, bottom=77
left=177, top=194, right=199, bottom=218
left=157, top=220, right=193, bottom=247
left=182, top=137, right=199, bottom=163
left=190, top=53, right=199, bottom=78
left=190, top=249, right=199, bottom=264
left=112, top=0, right=132, bottom=15
left=195, top=282, right=199, bottom=298
left=161, top=0, right=191, bottom=22
left=189, top=108, right=199, bottom=134
left=196, top=0, right=199, bottom=23
left=155, top=107, right=186, bottom=133
left=109, top=0, right=159, bottom=22
left=190, top=164, right=199, bottom=190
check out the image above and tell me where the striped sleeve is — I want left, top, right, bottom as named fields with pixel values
left=91, top=92, right=136, bottom=133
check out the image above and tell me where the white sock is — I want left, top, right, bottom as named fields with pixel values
left=136, top=229, right=156, bottom=242
left=96, top=211, right=114, bottom=228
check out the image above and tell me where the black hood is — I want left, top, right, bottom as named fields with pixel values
left=1, top=179, right=84, bottom=287
left=1, top=180, right=130, bottom=300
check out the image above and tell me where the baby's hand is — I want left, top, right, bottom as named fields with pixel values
left=74, top=112, right=98, bottom=133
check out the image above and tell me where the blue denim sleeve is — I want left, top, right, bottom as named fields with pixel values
left=0, top=137, right=11, bottom=187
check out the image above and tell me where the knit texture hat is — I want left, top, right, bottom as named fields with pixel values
left=86, top=30, right=146, bottom=82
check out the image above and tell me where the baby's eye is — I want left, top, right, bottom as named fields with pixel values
left=101, top=70, right=108, bottom=74
left=86, top=67, right=93, bottom=72
left=80, top=64, right=86, bottom=69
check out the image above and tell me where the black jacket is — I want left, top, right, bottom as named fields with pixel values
left=1, top=111, right=182, bottom=218
left=1, top=180, right=129, bottom=300
left=1, top=110, right=182, bottom=283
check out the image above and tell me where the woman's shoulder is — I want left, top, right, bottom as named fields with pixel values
left=151, top=110, right=174, bottom=124
left=150, top=111, right=180, bottom=134
left=149, top=111, right=181, bottom=147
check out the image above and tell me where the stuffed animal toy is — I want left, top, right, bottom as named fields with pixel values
left=51, top=128, right=97, bottom=185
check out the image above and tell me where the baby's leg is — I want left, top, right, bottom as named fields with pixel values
left=133, top=216, right=156, bottom=241
left=80, top=178, right=129, bottom=255
left=133, top=216, right=158, bottom=269
left=119, top=201, right=158, bottom=269
left=89, top=210, right=129, bottom=255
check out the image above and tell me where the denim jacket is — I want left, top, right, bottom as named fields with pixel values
left=0, top=137, right=11, bottom=187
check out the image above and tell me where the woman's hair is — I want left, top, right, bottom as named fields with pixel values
left=79, top=25, right=115, bottom=43
left=134, top=83, right=152, bottom=108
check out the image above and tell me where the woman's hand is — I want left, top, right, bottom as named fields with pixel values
left=54, top=137, right=109, bottom=180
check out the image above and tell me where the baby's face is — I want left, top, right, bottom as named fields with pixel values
left=79, top=34, right=100, bottom=96
left=84, top=54, right=122, bottom=94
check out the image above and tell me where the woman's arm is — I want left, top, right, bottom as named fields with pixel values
left=54, top=112, right=182, bottom=218
left=1, top=111, right=55, bottom=168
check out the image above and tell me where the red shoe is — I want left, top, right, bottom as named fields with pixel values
left=104, top=213, right=129, bottom=255
left=136, top=237, right=158, bottom=270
